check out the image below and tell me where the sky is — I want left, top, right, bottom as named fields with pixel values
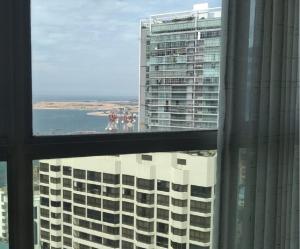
left=31, top=0, right=221, bottom=98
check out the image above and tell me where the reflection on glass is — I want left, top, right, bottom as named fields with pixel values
left=0, top=162, right=8, bottom=249
left=33, top=151, right=217, bottom=248
left=31, top=1, right=221, bottom=135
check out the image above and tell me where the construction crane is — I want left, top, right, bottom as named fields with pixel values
left=105, top=108, right=137, bottom=132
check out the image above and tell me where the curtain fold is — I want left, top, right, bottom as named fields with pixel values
left=216, top=0, right=299, bottom=248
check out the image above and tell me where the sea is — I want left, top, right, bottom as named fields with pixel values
left=33, top=95, right=139, bottom=135
left=0, top=242, right=8, bottom=249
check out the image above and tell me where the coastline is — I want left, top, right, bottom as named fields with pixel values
left=33, top=101, right=139, bottom=117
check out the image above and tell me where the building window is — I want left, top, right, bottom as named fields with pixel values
left=190, top=215, right=211, bottom=228
left=157, top=236, right=168, bottom=248
left=40, top=219, right=49, bottom=229
left=122, top=215, right=134, bottom=226
left=50, top=177, right=61, bottom=184
left=73, top=206, right=85, bottom=217
left=50, top=165, right=60, bottom=172
left=40, top=186, right=49, bottom=195
left=40, top=230, right=50, bottom=240
left=136, top=219, right=154, bottom=232
left=103, top=186, right=119, bottom=198
left=91, top=222, right=102, bottom=232
left=122, top=240, right=134, bottom=249
left=122, top=188, right=134, bottom=200
left=141, top=154, right=152, bottom=161
left=136, top=206, right=154, bottom=219
left=157, top=222, right=169, bottom=234
left=191, top=186, right=211, bottom=198
left=63, top=236, right=72, bottom=247
left=122, top=174, right=134, bottom=186
left=51, top=224, right=61, bottom=231
left=189, top=244, right=209, bottom=249
left=87, top=171, right=101, bottom=182
left=87, top=196, right=101, bottom=208
left=50, top=189, right=61, bottom=195
left=171, top=227, right=186, bottom=236
left=73, top=181, right=86, bottom=192
left=40, top=174, right=49, bottom=184
left=63, top=166, right=72, bottom=176
left=103, top=225, right=119, bottom=235
left=103, top=199, right=119, bottom=211
left=189, top=230, right=210, bottom=243
left=63, top=190, right=72, bottom=200
left=122, top=201, right=134, bottom=213
left=172, top=183, right=188, bottom=192
left=51, top=212, right=61, bottom=219
left=157, top=194, right=169, bottom=206
left=63, top=225, right=72, bottom=235
left=63, top=213, right=72, bottom=223
left=136, top=233, right=154, bottom=244
left=136, top=192, right=154, bottom=204
left=171, top=241, right=186, bottom=249
left=40, top=197, right=49, bottom=207
left=40, top=208, right=49, bottom=218
left=73, top=169, right=86, bottom=180
left=122, top=228, right=134, bottom=239
left=92, top=235, right=102, bottom=244
left=103, top=212, right=119, bottom=224
left=87, top=183, right=101, bottom=195
left=87, top=209, right=101, bottom=221
left=103, top=238, right=119, bottom=248
left=171, top=198, right=188, bottom=207
left=157, top=180, right=170, bottom=192
left=73, top=193, right=86, bottom=205
left=171, top=212, right=187, bottom=222
left=39, top=163, right=49, bottom=172
left=103, top=173, right=120, bottom=185
left=136, top=178, right=154, bottom=190
left=190, top=200, right=211, bottom=213
left=63, top=202, right=72, bottom=212
left=177, top=159, right=186, bottom=165
left=157, top=208, right=169, bottom=221
left=63, top=178, right=72, bottom=188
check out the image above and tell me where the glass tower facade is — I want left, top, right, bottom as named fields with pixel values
left=139, top=7, right=221, bottom=131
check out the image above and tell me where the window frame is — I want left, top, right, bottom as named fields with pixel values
left=0, top=1, right=217, bottom=249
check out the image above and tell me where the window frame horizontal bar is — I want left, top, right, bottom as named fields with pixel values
left=27, top=130, right=217, bottom=159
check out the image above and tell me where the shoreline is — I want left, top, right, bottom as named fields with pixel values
left=33, top=101, right=139, bottom=117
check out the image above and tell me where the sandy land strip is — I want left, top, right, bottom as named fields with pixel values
left=33, top=101, right=138, bottom=115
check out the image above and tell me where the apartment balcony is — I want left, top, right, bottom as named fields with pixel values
left=170, top=234, right=188, bottom=244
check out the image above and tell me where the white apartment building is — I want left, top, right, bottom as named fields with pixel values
left=38, top=152, right=216, bottom=249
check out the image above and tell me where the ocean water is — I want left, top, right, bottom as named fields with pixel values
left=33, top=109, right=138, bottom=135
left=0, top=242, right=8, bottom=249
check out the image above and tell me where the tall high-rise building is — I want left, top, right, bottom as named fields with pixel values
left=139, top=4, right=221, bottom=131
left=0, top=187, right=8, bottom=242
left=38, top=152, right=216, bottom=249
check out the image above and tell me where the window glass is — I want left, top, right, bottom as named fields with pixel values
left=33, top=150, right=216, bottom=248
left=31, top=0, right=221, bottom=135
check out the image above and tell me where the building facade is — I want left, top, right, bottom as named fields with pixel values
left=38, top=152, right=216, bottom=249
left=139, top=5, right=221, bottom=131
left=0, top=187, right=8, bottom=242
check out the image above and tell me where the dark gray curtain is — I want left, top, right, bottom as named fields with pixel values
left=215, top=0, right=299, bottom=249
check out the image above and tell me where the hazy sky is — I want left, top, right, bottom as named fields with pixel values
left=31, top=0, right=220, bottom=98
